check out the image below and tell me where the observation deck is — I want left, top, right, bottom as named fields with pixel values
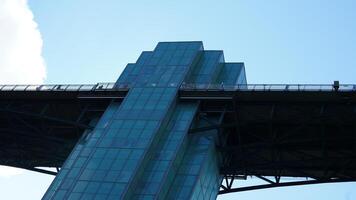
left=0, top=83, right=355, bottom=194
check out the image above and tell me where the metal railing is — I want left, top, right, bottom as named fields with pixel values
left=0, top=83, right=117, bottom=92
left=0, top=83, right=355, bottom=92
left=180, top=83, right=356, bottom=92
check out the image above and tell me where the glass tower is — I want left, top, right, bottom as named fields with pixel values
left=43, top=41, right=246, bottom=200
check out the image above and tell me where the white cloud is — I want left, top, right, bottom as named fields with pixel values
left=0, top=0, right=46, bottom=84
left=0, top=0, right=46, bottom=176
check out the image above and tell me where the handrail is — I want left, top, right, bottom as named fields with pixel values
left=0, top=83, right=355, bottom=92
left=180, top=83, right=356, bottom=92
left=0, top=83, right=118, bottom=92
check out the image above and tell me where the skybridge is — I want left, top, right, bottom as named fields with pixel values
left=0, top=83, right=355, bottom=195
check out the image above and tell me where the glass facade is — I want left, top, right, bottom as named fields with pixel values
left=216, top=63, right=246, bottom=85
left=43, top=41, right=246, bottom=200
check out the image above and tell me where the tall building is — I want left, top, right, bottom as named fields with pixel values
left=43, top=41, right=246, bottom=199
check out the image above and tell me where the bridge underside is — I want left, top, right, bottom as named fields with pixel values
left=0, top=89, right=355, bottom=193
left=0, top=90, right=126, bottom=172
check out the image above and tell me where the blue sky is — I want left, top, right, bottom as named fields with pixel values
left=30, top=0, right=356, bottom=85
left=0, top=0, right=356, bottom=199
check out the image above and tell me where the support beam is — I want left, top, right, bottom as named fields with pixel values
left=0, top=108, right=93, bottom=130
left=219, top=178, right=356, bottom=194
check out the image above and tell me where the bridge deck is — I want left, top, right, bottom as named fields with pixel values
left=0, top=83, right=355, bottom=193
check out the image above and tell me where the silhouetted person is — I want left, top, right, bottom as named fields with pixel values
left=333, top=80, right=339, bottom=92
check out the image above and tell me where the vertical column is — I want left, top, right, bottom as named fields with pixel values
left=133, top=103, right=198, bottom=199
left=166, top=132, right=221, bottom=199
left=42, top=101, right=122, bottom=200
left=169, top=51, right=247, bottom=200
left=186, top=51, right=225, bottom=85
left=43, top=42, right=203, bottom=200
left=43, top=41, right=248, bottom=200
left=216, top=63, right=246, bottom=85
left=120, top=42, right=203, bottom=199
